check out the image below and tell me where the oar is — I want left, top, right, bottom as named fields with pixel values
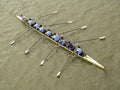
left=40, top=45, right=57, bottom=66
left=37, top=10, right=58, bottom=19
left=72, top=36, right=106, bottom=43
left=9, top=29, right=31, bottom=45
left=45, top=20, right=74, bottom=27
left=56, top=57, right=72, bottom=78
left=56, top=55, right=77, bottom=78
left=24, top=37, right=42, bottom=54
left=59, top=25, right=87, bottom=35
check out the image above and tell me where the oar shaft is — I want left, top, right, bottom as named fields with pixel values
left=45, top=45, right=57, bottom=60
left=59, top=26, right=87, bottom=35
left=45, top=20, right=74, bottom=27
left=72, top=36, right=106, bottom=43
left=29, top=37, right=42, bottom=50
left=16, top=29, right=30, bottom=41
left=38, top=13, right=52, bottom=19
left=38, top=10, right=58, bottom=19
left=45, top=22, right=66, bottom=27
left=59, top=28, right=81, bottom=35
left=56, top=60, right=69, bottom=78
left=56, top=55, right=75, bottom=78
left=73, top=38, right=98, bottom=43
left=40, top=45, right=57, bottom=66
left=10, top=29, right=31, bottom=45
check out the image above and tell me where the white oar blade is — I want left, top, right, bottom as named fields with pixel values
left=10, top=40, right=15, bottom=45
left=24, top=50, right=29, bottom=54
left=99, top=36, right=106, bottom=40
left=52, top=10, right=58, bottom=14
left=40, top=60, right=45, bottom=66
left=56, top=72, right=61, bottom=77
left=81, top=25, right=87, bottom=29
left=67, top=20, right=74, bottom=24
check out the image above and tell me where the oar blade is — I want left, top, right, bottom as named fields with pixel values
left=52, top=10, right=58, bottom=14
left=40, top=60, right=45, bottom=66
left=56, top=72, right=61, bottom=78
left=10, top=40, right=15, bottom=45
left=99, top=36, right=106, bottom=40
left=67, top=20, right=74, bottom=24
left=81, top=25, right=87, bottom=29
left=24, top=50, right=30, bottom=54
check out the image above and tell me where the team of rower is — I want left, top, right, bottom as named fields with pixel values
left=20, top=15, right=84, bottom=56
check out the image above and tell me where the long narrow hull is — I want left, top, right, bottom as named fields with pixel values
left=16, top=15, right=106, bottom=70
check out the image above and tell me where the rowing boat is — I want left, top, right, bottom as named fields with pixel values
left=16, top=15, right=106, bottom=70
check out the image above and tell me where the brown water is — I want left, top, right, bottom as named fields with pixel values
left=0, top=0, right=120, bottom=90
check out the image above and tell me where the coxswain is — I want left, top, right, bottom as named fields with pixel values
left=76, top=46, right=84, bottom=56
left=28, top=18, right=34, bottom=26
left=52, top=33, right=60, bottom=42
left=39, top=25, right=45, bottom=33
left=45, top=29, right=52, bottom=37
left=59, top=37, right=66, bottom=46
left=20, top=15, right=26, bottom=21
left=67, top=41, right=75, bottom=51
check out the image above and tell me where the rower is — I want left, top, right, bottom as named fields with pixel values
left=59, top=37, right=66, bottom=46
left=20, top=15, right=26, bottom=21
left=45, top=29, right=52, bottom=37
left=52, top=33, right=60, bottom=42
left=67, top=41, right=75, bottom=51
left=39, top=25, right=46, bottom=33
left=76, top=46, right=84, bottom=56
left=34, top=23, right=39, bottom=30
left=28, top=18, right=34, bottom=26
